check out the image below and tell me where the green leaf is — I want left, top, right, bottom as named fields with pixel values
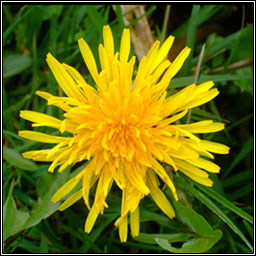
left=11, top=211, right=30, bottom=239
left=232, top=24, right=253, bottom=62
left=4, top=169, right=71, bottom=242
left=20, top=169, right=70, bottom=231
left=175, top=176, right=253, bottom=251
left=155, top=229, right=222, bottom=253
left=42, top=5, right=64, bottom=20
left=140, top=209, right=183, bottom=231
left=3, top=55, right=32, bottom=79
left=3, top=181, right=31, bottom=242
left=181, top=5, right=200, bottom=76
left=173, top=5, right=223, bottom=38
left=222, top=169, right=252, bottom=188
left=39, top=235, right=49, bottom=253
left=3, top=7, right=33, bottom=44
left=115, top=5, right=125, bottom=30
left=243, top=220, right=253, bottom=240
left=172, top=200, right=214, bottom=237
left=3, top=146, right=38, bottom=171
left=233, top=66, right=253, bottom=95
left=221, top=6, right=245, bottom=74
left=134, top=232, right=193, bottom=245
left=3, top=180, right=17, bottom=241
left=194, top=183, right=253, bottom=224
left=86, top=5, right=107, bottom=32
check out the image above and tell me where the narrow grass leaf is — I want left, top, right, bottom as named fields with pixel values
left=173, top=5, right=223, bottom=38
left=3, top=7, right=33, bottom=44
left=243, top=220, right=253, bottom=240
left=222, top=169, right=252, bottom=188
left=181, top=5, right=200, bottom=76
left=115, top=5, right=125, bottom=30
left=86, top=5, right=107, bottom=32
left=222, top=136, right=253, bottom=179
left=221, top=5, right=245, bottom=74
left=194, top=183, right=253, bottom=224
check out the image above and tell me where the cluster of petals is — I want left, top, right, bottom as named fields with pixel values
left=19, top=25, right=229, bottom=242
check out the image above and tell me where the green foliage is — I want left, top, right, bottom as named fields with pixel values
left=3, top=4, right=253, bottom=253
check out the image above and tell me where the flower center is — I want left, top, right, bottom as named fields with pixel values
left=100, top=113, right=143, bottom=161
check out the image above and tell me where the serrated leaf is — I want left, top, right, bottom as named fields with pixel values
left=3, top=146, right=38, bottom=171
left=21, top=169, right=70, bottom=230
left=4, top=169, right=71, bottom=241
left=155, top=229, right=222, bottom=253
left=3, top=180, right=17, bottom=241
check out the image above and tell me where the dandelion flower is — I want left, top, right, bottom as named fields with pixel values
left=19, top=25, right=229, bottom=242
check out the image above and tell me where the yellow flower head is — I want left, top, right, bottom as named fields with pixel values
left=19, top=25, right=229, bottom=242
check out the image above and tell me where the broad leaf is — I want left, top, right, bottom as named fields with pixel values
left=155, top=229, right=222, bottom=253
left=3, top=146, right=37, bottom=171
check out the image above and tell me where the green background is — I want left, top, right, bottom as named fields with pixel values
left=3, top=4, right=254, bottom=253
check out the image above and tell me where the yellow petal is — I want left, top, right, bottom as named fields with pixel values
left=19, top=131, right=68, bottom=143
left=119, top=215, right=128, bottom=242
left=186, top=158, right=221, bottom=173
left=51, top=177, right=80, bottom=203
left=46, top=53, right=84, bottom=101
left=192, top=81, right=215, bottom=95
left=120, top=28, right=130, bottom=63
left=78, top=38, right=99, bottom=84
left=36, top=91, right=52, bottom=100
left=62, top=63, right=87, bottom=86
left=175, top=159, right=209, bottom=178
left=103, top=25, right=114, bottom=57
left=201, top=140, right=230, bottom=154
left=181, top=89, right=219, bottom=110
left=85, top=205, right=99, bottom=233
left=20, top=110, right=61, bottom=129
left=150, top=158, right=178, bottom=200
left=179, top=168, right=213, bottom=187
left=58, top=188, right=82, bottom=211
left=149, top=35, right=174, bottom=74
left=158, top=109, right=188, bottom=127
left=98, top=44, right=109, bottom=71
left=147, top=172, right=176, bottom=219
left=125, top=164, right=150, bottom=195
left=130, top=207, right=140, bottom=237
left=22, top=149, right=53, bottom=161
left=165, top=46, right=191, bottom=78
left=176, top=121, right=225, bottom=134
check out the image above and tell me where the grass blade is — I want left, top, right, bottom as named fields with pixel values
left=222, top=136, right=253, bottom=179
left=194, top=183, right=253, bottom=224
